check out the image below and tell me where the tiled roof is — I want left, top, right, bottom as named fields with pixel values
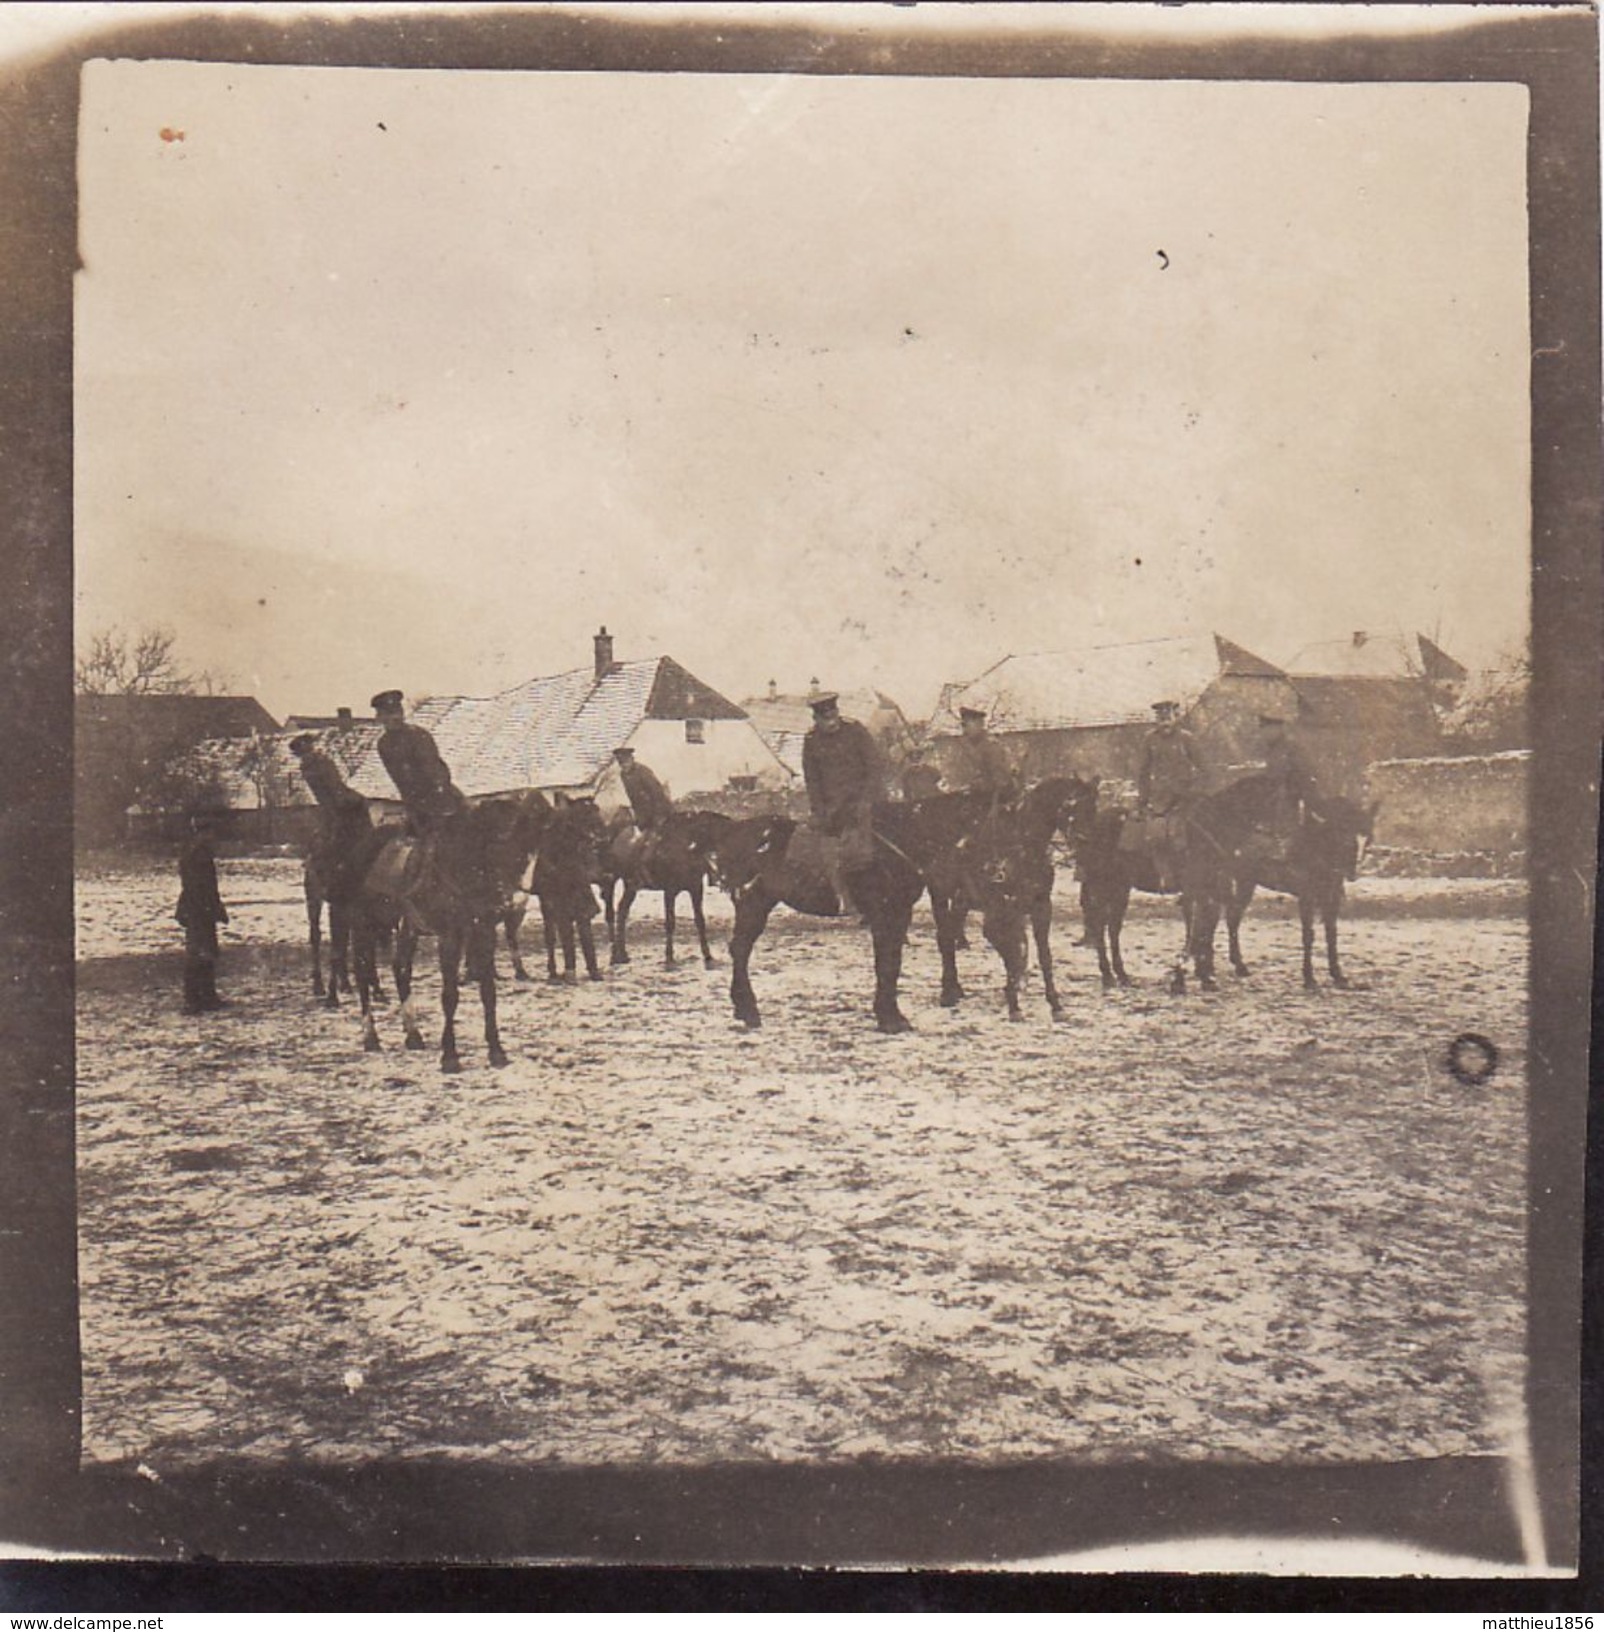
left=931, top=635, right=1283, bottom=735
left=741, top=689, right=907, bottom=741
left=1284, top=632, right=1464, bottom=680
left=346, top=658, right=734, bottom=799
left=143, top=724, right=379, bottom=812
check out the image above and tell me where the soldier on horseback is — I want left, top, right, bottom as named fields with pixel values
left=802, top=691, right=886, bottom=915
left=290, top=732, right=374, bottom=898
left=370, top=689, right=495, bottom=914
left=947, top=706, right=1020, bottom=802
left=1134, top=699, right=1204, bottom=890
left=613, top=745, right=674, bottom=833
left=1257, top=710, right=1323, bottom=858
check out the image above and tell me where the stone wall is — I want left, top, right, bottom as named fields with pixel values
left=1366, top=751, right=1528, bottom=869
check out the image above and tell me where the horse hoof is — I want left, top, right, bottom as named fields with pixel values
left=323, top=995, right=340, bottom=1012
left=363, top=1035, right=382, bottom=1054
left=404, top=1033, right=426, bottom=1051
left=1331, top=976, right=1351, bottom=991
left=1101, top=977, right=1116, bottom=992
left=488, top=1048, right=509, bottom=1069
left=1007, top=1011, right=1025, bottom=1024
left=877, top=1014, right=914, bottom=1035
left=940, top=992, right=961, bottom=1009
left=664, top=956, right=678, bottom=969
left=704, top=957, right=719, bottom=969
left=514, top=970, right=532, bottom=983
left=1200, top=978, right=1218, bottom=993
left=441, top=1056, right=462, bottom=1075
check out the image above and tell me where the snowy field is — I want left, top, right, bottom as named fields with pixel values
left=75, top=856, right=1527, bottom=1473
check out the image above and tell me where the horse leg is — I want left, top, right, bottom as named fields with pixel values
left=611, top=883, right=637, bottom=966
left=476, top=921, right=508, bottom=1068
left=308, top=888, right=326, bottom=998
left=352, top=914, right=382, bottom=1052
left=932, top=889, right=965, bottom=1008
left=1032, top=893, right=1063, bottom=1018
left=729, top=891, right=774, bottom=1029
left=603, top=876, right=617, bottom=938
left=1108, top=885, right=1132, bottom=988
left=504, top=908, right=531, bottom=982
left=393, top=920, right=425, bottom=1050
left=438, top=928, right=463, bottom=1073
left=663, top=888, right=678, bottom=968
left=1226, top=879, right=1252, bottom=976
left=578, top=907, right=603, bottom=980
left=541, top=900, right=561, bottom=981
left=1187, top=892, right=1219, bottom=992
left=330, top=897, right=353, bottom=1001
left=872, top=899, right=915, bottom=1034
left=691, top=879, right=717, bottom=968
left=983, top=908, right=1027, bottom=1022
left=1325, top=891, right=1349, bottom=988
left=1300, top=895, right=1319, bottom=989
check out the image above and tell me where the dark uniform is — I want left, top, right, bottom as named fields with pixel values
left=901, top=756, right=943, bottom=802
left=618, top=756, right=674, bottom=832
left=372, top=691, right=495, bottom=913
left=803, top=711, right=883, bottom=852
left=947, top=727, right=1019, bottom=801
left=1137, top=721, right=1204, bottom=816
left=176, top=828, right=228, bottom=1013
left=377, top=720, right=468, bottom=831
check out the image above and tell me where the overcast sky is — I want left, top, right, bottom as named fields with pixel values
left=75, top=18, right=1531, bottom=721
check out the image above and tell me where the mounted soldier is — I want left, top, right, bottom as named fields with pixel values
left=371, top=690, right=468, bottom=834
left=613, top=745, right=674, bottom=834
left=946, top=705, right=1020, bottom=804
left=1257, top=710, right=1323, bottom=857
left=370, top=689, right=495, bottom=915
left=1133, top=699, right=1204, bottom=889
left=801, top=690, right=886, bottom=914
left=290, top=732, right=374, bottom=898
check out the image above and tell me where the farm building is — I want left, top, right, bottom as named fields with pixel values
left=740, top=681, right=914, bottom=780
left=927, top=634, right=1296, bottom=795
left=1282, top=632, right=1451, bottom=797
left=128, top=720, right=380, bottom=846
left=76, top=692, right=280, bottom=848
left=345, top=629, right=790, bottom=812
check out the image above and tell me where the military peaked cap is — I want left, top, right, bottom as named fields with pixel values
left=808, top=692, right=840, bottom=713
left=288, top=733, right=315, bottom=753
left=370, top=689, right=404, bottom=713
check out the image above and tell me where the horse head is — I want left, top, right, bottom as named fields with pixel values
left=1313, top=795, right=1375, bottom=881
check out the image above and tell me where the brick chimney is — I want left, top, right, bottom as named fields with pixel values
left=335, top=706, right=353, bottom=728
left=593, top=626, right=616, bottom=682
left=767, top=679, right=778, bottom=702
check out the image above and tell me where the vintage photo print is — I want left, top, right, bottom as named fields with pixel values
left=4, top=0, right=1598, bottom=1595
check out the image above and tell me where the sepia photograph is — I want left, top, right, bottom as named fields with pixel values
left=2, top=0, right=1598, bottom=1598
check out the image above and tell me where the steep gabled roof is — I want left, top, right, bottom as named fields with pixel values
left=930, top=635, right=1283, bottom=735
left=346, top=657, right=749, bottom=799
left=1284, top=631, right=1466, bottom=681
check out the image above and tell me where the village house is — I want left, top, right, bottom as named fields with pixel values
left=344, top=628, right=790, bottom=812
left=1281, top=631, right=1452, bottom=796
left=739, top=681, right=914, bottom=781
left=76, top=692, right=280, bottom=848
left=927, top=634, right=1296, bottom=796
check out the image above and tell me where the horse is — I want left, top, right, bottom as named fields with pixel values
left=702, top=806, right=924, bottom=1034
left=600, top=808, right=726, bottom=969
left=348, top=792, right=547, bottom=1071
left=304, top=847, right=390, bottom=1009
left=905, top=776, right=1099, bottom=1021
left=1071, top=801, right=1232, bottom=990
left=533, top=794, right=607, bottom=983
left=1179, top=775, right=1377, bottom=992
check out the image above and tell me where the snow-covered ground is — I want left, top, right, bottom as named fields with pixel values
left=76, top=858, right=1527, bottom=1473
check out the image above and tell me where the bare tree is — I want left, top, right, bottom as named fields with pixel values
left=75, top=624, right=228, bottom=696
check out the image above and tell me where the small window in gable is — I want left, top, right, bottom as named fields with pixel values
left=685, top=718, right=706, bottom=745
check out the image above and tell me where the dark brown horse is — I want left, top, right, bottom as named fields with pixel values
left=703, top=806, right=924, bottom=1034
left=601, top=809, right=725, bottom=969
left=349, top=792, right=546, bottom=1071
left=534, top=794, right=607, bottom=983
left=1180, top=775, right=1377, bottom=992
left=1071, top=802, right=1223, bottom=990
left=305, top=845, right=394, bottom=1009
left=905, top=776, right=1098, bottom=1021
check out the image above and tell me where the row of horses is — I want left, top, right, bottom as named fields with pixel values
left=302, top=773, right=1376, bottom=1072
